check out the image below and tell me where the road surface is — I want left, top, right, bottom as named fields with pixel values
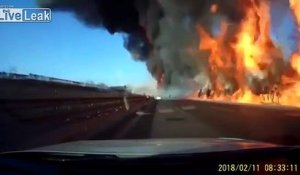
left=1, top=98, right=300, bottom=152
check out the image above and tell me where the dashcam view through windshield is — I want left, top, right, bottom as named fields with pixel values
left=0, top=0, right=300, bottom=174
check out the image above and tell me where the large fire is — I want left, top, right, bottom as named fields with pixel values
left=290, top=0, right=300, bottom=76
left=189, top=0, right=300, bottom=107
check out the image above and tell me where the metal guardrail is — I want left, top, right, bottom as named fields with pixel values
left=0, top=96, right=147, bottom=103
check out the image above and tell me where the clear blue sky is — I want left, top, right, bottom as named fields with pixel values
left=0, top=0, right=153, bottom=86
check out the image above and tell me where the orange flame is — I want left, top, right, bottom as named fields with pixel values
left=291, top=53, right=300, bottom=75
left=189, top=0, right=300, bottom=107
left=210, top=4, right=218, bottom=14
left=234, top=0, right=272, bottom=73
left=290, top=0, right=300, bottom=76
left=290, top=0, right=300, bottom=28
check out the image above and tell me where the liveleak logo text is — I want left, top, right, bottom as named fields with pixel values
left=0, top=8, right=51, bottom=22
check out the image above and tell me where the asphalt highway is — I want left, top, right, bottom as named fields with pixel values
left=1, top=98, right=300, bottom=152
left=149, top=100, right=300, bottom=145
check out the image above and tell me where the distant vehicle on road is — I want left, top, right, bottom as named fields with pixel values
left=155, top=96, right=162, bottom=100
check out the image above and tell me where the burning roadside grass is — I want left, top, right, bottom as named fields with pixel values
left=187, top=0, right=300, bottom=107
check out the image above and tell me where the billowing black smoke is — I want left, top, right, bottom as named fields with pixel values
left=39, top=0, right=287, bottom=96
left=39, top=0, right=154, bottom=61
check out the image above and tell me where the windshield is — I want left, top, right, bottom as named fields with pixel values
left=1, top=0, right=300, bottom=154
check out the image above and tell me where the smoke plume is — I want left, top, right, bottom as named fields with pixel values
left=39, top=0, right=293, bottom=96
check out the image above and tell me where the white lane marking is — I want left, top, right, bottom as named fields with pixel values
left=136, top=111, right=152, bottom=116
left=158, top=108, right=174, bottom=114
left=219, top=137, right=244, bottom=141
left=181, top=105, right=196, bottom=111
